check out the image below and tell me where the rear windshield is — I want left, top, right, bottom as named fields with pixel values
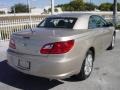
left=37, top=17, right=77, bottom=29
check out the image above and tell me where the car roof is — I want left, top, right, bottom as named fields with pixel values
left=48, top=13, right=94, bottom=18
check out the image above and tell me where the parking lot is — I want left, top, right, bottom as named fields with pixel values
left=0, top=31, right=120, bottom=90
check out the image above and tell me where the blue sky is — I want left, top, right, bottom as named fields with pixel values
left=0, top=0, right=113, bottom=8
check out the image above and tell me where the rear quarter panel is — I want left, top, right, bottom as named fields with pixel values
left=48, top=30, right=105, bottom=73
left=74, top=29, right=104, bottom=62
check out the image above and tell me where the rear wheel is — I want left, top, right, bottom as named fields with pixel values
left=76, top=50, right=94, bottom=80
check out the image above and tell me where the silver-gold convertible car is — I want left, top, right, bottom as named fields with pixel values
left=7, top=13, right=116, bottom=80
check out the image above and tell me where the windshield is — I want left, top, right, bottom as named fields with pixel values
left=37, top=17, right=77, bottom=29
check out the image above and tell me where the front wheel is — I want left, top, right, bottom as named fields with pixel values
left=108, top=35, right=115, bottom=50
left=76, top=50, right=94, bottom=80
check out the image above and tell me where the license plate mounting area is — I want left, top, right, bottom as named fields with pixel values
left=17, top=58, right=31, bottom=70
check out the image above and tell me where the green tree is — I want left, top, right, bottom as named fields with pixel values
left=61, top=4, right=73, bottom=11
left=110, top=3, right=120, bottom=11
left=48, top=8, right=58, bottom=12
left=85, top=3, right=98, bottom=11
left=99, top=3, right=112, bottom=11
left=57, top=0, right=97, bottom=11
left=57, top=0, right=85, bottom=11
left=0, top=11, right=5, bottom=14
left=69, top=0, right=85, bottom=11
left=117, top=3, right=120, bottom=11
left=11, top=3, right=29, bottom=13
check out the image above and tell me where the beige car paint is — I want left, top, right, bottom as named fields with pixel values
left=7, top=13, right=115, bottom=79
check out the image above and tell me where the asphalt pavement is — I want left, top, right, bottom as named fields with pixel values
left=0, top=31, right=120, bottom=90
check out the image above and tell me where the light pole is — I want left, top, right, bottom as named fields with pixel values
left=13, top=7, right=16, bottom=16
left=51, top=0, right=54, bottom=14
left=90, top=0, right=92, bottom=4
left=27, top=0, right=32, bottom=28
left=113, top=0, right=117, bottom=26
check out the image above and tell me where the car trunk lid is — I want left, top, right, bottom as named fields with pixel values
left=9, top=28, right=88, bottom=56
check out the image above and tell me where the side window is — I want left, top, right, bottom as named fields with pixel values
left=95, top=16, right=107, bottom=28
left=88, top=15, right=108, bottom=29
left=88, top=16, right=97, bottom=29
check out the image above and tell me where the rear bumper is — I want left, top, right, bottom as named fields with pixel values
left=7, top=50, right=82, bottom=79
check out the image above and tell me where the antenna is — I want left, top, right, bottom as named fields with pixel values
left=51, top=0, right=54, bottom=15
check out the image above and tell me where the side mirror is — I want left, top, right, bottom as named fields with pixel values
left=108, top=22, right=113, bottom=27
left=104, top=22, right=113, bottom=27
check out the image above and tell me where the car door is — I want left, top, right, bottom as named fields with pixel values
left=94, top=16, right=113, bottom=49
left=88, top=15, right=104, bottom=53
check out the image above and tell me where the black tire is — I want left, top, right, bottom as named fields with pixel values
left=76, top=50, right=94, bottom=80
left=108, top=35, right=115, bottom=50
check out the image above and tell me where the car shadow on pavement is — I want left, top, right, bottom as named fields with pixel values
left=63, top=75, right=84, bottom=82
left=0, top=60, right=63, bottom=90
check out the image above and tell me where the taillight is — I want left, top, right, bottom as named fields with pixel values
left=40, top=40, right=74, bottom=54
left=9, top=38, right=16, bottom=49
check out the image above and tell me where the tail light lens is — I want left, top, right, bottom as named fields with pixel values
left=9, top=38, right=16, bottom=49
left=40, top=40, right=74, bottom=54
